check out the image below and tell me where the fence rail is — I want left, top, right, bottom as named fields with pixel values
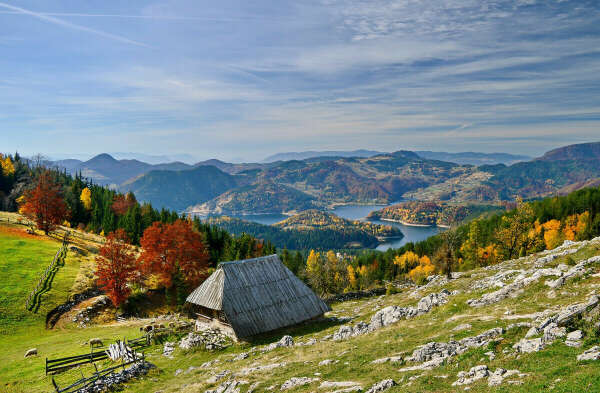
left=51, top=351, right=145, bottom=393
left=25, top=232, right=70, bottom=311
left=45, top=335, right=150, bottom=375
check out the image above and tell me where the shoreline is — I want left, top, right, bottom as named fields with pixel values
left=377, top=217, right=450, bottom=228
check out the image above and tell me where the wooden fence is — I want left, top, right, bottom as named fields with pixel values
left=51, top=351, right=145, bottom=393
left=45, top=335, right=150, bottom=375
left=25, top=231, right=70, bottom=311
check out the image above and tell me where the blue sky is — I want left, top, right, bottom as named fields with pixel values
left=1, top=0, right=599, bottom=162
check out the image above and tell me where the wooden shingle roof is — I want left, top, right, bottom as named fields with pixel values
left=186, top=254, right=330, bottom=338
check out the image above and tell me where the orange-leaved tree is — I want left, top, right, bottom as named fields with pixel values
left=19, top=171, right=68, bottom=234
left=96, top=229, right=136, bottom=307
left=138, top=220, right=209, bottom=291
left=111, top=193, right=136, bottom=216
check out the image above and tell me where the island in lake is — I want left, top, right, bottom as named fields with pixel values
left=367, top=201, right=501, bottom=227
left=205, top=209, right=402, bottom=250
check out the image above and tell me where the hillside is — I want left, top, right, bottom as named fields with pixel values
left=121, top=165, right=239, bottom=211
left=367, top=201, right=501, bottom=227
left=205, top=209, right=401, bottom=249
left=3, top=216, right=600, bottom=392
left=189, top=182, right=317, bottom=215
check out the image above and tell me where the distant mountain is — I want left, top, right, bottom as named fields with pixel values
left=122, top=165, right=238, bottom=211
left=415, top=151, right=530, bottom=166
left=262, top=149, right=383, bottom=163
left=194, top=159, right=264, bottom=174
left=409, top=141, right=600, bottom=202
left=52, top=153, right=192, bottom=186
left=535, top=142, right=600, bottom=162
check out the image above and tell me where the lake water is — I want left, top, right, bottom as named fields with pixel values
left=228, top=203, right=443, bottom=251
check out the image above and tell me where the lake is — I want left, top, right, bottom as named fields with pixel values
left=227, top=203, right=443, bottom=251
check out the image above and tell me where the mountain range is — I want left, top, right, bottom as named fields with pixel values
left=47, top=142, right=600, bottom=213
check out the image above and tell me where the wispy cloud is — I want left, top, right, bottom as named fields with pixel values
left=0, top=2, right=150, bottom=47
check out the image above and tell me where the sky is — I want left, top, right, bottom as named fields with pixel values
left=1, top=0, right=599, bottom=162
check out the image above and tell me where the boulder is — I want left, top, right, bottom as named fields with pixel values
left=513, top=338, right=544, bottom=353
left=565, top=330, right=584, bottom=347
left=577, top=346, right=600, bottom=361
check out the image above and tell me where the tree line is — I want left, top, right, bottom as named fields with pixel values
left=298, top=188, right=600, bottom=295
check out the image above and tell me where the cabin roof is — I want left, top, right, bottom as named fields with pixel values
left=186, top=254, right=330, bottom=337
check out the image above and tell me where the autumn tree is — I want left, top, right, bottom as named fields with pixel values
left=138, top=220, right=210, bottom=303
left=496, top=198, right=534, bottom=259
left=112, top=193, right=136, bottom=216
left=80, top=187, right=92, bottom=210
left=19, top=171, right=68, bottom=234
left=305, top=250, right=327, bottom=295
left=433, top=229, right=460, bottom=276
left=96, top=229, right=136, bottom=307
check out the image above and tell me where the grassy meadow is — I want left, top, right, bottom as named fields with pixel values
left=0, top=212, right=600, bottom=393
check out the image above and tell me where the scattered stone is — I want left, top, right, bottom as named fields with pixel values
left=206, top=370, right=231, bottom=384
left=371, top=355, right=402, bottom=364
left=205, top=380, right=243, bottom=393
left=452, top=323, right=472, bottom=332
left=488, top=368, right=524, bottom=387
left=24, top=348, right=37, bottom=357
left=238, top=362, right=287, bottom=376
left=233, top=352, right=249, bottom=361
left=163, top=341, right=175, bottom=357
left=484, top=351, right=496, bottom=361
left=319, top=381, right=361, bottom=389
left=174, top=369, right=183, bottom=376
left=577, top=346, right=600, bottom=361
left=319, top=359, right=338, bottom=366
left=280, top=377, right=319, bottom=390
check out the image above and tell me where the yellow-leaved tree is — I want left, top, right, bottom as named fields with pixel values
left=408, top=255, right=435, bottom=284
left=542, top=219, right=562, bottom=249
left=0, top=154, right=15, bottom=176
left=393, top=251, right=420, bottom=274
left=80, top=187, right=92, bottom=210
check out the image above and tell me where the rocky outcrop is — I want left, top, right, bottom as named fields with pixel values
left=546, top=256, right=600, bottom=289
left=400, top=328, right=503, bottom=371
left=364, top=379, right=396, bottom=393
left=452, top=365, right=489, bottom=386
left=280, top=377, right=319, bottom=390
left=205, top=380, right=244, bottom=393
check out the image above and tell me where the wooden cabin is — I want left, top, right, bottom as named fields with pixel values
left=185, top=254, right=330, bottom=340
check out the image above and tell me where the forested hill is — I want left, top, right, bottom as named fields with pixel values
left=367, top=201, right=500, bottom=227
left=121, top=165, right=240, bottom=212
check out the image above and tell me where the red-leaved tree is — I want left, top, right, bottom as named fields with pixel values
left=138, top=220, right=209, bottom=289
left=111, top=193, right=136, bottom=216
left=96, top=229, right=136, bottom=307
left=20, top=171, right=68, bottom=234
